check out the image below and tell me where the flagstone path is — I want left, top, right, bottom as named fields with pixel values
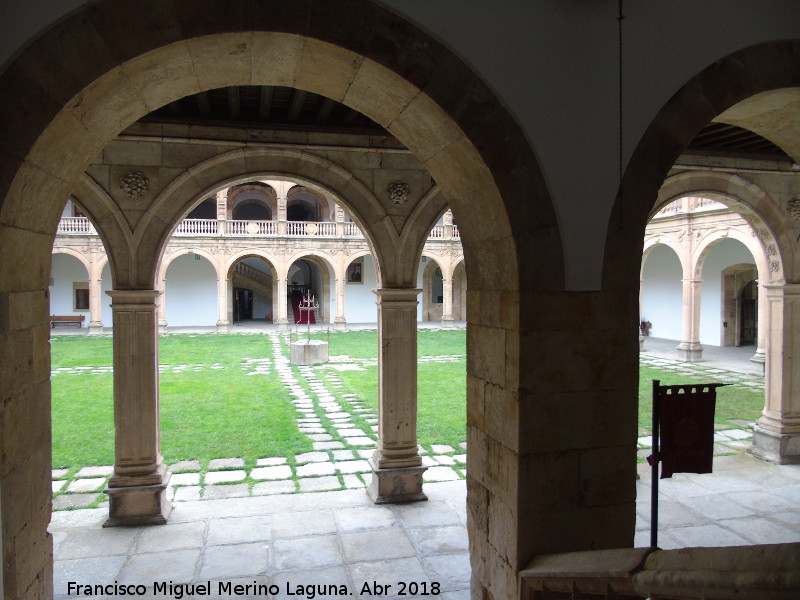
left=52, top=333, right=467, bottom=511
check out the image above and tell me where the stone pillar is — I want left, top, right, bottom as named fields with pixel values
left=638, top=277, right=645, bottom=352
left=216, top=276, right=230, bottom=332
left=104, top=290, right=171, bottom=526
left=276, top=276, right=289, bottom=330
left=88, top=258, right=104, bottom=334
left=277, top=194, right=288, bottom=235
left=751, top=283, right=800, bottom=464
left=441, top=273, right=454, bottom=327
left=750, top=280, right=767, bottom=368
left=334, top=274, right=346, bottom=331
left=676, top=278, right=703, bottom=361
left=156, top=278, right=167, bottom=334
left=335, top=205, right=345, bottom=237
left=368, top=288, right=427, bottom=503
left=216, top=189, right=228, bottom=235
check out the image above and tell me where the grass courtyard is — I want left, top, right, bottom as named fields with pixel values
left=51, top=329, right=765, bottom=471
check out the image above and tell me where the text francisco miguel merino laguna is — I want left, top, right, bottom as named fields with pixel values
left=67, top=580, right=442, bottom=598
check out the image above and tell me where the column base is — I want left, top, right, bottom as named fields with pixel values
left=749, top=425, right=800, bottom=465
left=104, top=472, right=172, bottom=527
left=276, top=319, right=289, bottom=332
left=89, top=323, right=104, bottom=335
left=334, top=319, right=347, bottom=331
left=750, top=349, right=766, bottom=365
left=675, top=342, right=703, bottom=362
left=158, top=320, right=168, bottom=335
left=367, top=458, right=427, bottom=504
left=441, top=317, right=454, bottom=328
left=216, top=321, right=229, bottom=333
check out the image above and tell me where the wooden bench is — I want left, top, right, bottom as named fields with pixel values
left=50, top=315, right=85, bottom=328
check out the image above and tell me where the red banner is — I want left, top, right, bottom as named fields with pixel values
left=655, top=384, right=722, bottom=478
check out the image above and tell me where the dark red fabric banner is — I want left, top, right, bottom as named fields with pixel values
left=657, top=384, right=721, bottom=478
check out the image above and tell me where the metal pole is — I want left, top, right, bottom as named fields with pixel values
left=651, top=379, right=660, bottom=548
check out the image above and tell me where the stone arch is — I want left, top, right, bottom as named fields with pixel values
left=287, top=185, right=332, bottom=222
left=226, top=251, right=279, bottom=324
left=0, top=2, right=563, bottom=597
left=606, top=41, right=800, bottom=290
left=158, top=247, right=221, bottom=282
left=161, top=250, right=219, bottom=328
left=655, top=173, right=787, bottom=282
left=286, top=251, right=335, bottom=323
left=692, top=228, right=767, bottom=283
left=152, top=149, right=385, bottom=286
left=51, top=247, right=91, bottom=273
left=420, top=255, right=445, bottom=322
left=641, top=236, right=688, bottom=279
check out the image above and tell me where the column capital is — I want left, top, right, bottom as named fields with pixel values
left=106, top=289, right=161, bottom=305
left=373, top=288, right=422, bottom=303
left=762, top=282, right=800, bottom=294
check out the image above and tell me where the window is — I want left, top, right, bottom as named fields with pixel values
left=73, top=284, right=89, bottom=311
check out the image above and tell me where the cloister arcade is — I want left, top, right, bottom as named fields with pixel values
left=1, top=2, right=799, bottom=599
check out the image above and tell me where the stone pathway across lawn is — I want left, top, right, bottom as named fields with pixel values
left=52, top=333, right=467, bottom=511
left=52, top=333, right=766, bottom=510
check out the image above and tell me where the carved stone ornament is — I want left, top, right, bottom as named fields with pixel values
left=787, top=198, right=800, bottom=221
left=120, top=171, right=149, bottom=198
left=246, top=221, right=259, bottom=235
left=387, top=181, right=411, bottom=205
left=305, top=223, right=318, bottom=236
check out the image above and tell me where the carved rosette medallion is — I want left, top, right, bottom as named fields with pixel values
left=120, top=171, right=149, bottom=198
left=387, top=181, right=410, bottom=205
left=246, top=221, right=259, bottom=235
left=305, top=223, right=318, bottom=236
left=787, top=198, right=800, bottom=221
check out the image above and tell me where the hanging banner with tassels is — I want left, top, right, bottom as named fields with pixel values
left=648, top=382, right=728, bottom=478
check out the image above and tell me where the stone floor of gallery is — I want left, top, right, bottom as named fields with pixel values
left=50, top=332, right=800, bottom=599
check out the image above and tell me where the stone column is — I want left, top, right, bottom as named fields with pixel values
left=216, top=189, right=228, bottom=235
left=88, top=258, right=104, bottom=334
left=334, top=274, right=346, bottom=331
left=156, top=278, right=167, bottom=334
left=368, top=288, right=427, bottom=503
left=676, top=278, right=703, bottom=361
left=104, top=290, right=171, bottom=526
left=277, top=194, right=288, bottom=235
left=276, top=276, right=289, bottom=330
left=216, top=276, right=230, bottom=332
left=751, top=283, right=800, bottom=464
left=335, top=205, right=345, bottom=237
left=638, top=277, right=645, bottom=351
left=441, top=272, right=454, bottom=327
left=750, top=280, right=767, bottom=368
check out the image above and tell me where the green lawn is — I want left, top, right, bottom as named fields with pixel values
left=50, top=330, right=764, bottom=469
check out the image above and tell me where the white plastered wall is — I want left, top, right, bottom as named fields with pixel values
left=697, top=238, right=757, bottom=346
left=641, top=245, right=683, bottom=341
left=164, top=254, right=218, bottom=327
left=49, top=253, right=89, bottom=322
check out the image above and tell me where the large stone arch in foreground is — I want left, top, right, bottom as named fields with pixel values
left=606, top=41, right=800, bottom=470
left=0, top=2, right=572, bottom=598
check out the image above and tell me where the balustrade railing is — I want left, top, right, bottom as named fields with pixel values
left=343, top=222, right=363, bottom=237
left=228, top=220, right=278, bottom=235
left=174, top=219, right=219, bottom=235
left=57, top=217, right=94, bottom=234
left=57, top=217, right=455, bottom=241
